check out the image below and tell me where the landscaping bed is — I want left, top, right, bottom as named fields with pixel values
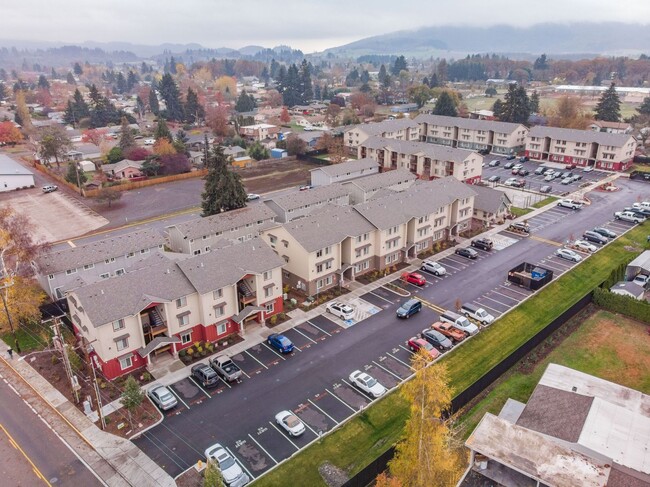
left=355, top=262, right=410, bottom=285
left=178, top=336, right=245, bottom=365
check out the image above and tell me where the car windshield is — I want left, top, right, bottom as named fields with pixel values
left=364, top=376, right=377, bottom=387
left=279, top=337, right=291, bottom=346
left=285, top=414, right=301, bottom=427
left=159, top=391, right=173, bottom=402
left=421, top=341, right=434, bottom=351
left=476, top=310, right=486, bottom=317
left=341, top=305, right=353, bottom=313
left=217, top=452, right=236, bottom=470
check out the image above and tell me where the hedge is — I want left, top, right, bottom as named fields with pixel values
left=592, top=287, right=650, bottom=323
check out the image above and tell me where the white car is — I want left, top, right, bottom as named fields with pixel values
left=633, top=274, right=649, bottom=287
left=504, top=177, right=519, bottom=186
left=558, top=198, right=583, bottom=210
left=614, top=211, right=646, bottom=224
left=349, top=370, right=387, bottom=398
left=275, top=410, right=306, bottom=436
left=556, top=248, right=582, bottom=262
left=143, top=138, right=155, bottom=145
left=147, top=385, right=178, bottom=411
left=573, top=240, right=597, bottom=253
left=326, top=302, right=355, bottom=320
left=42, top=185, right=58, bottom=193
left=582, top=166, right=594, bottom=172
left=246, top=193, right=260, bottom=201
left=421, top=260, right=446, bottom=276
left=204, top=443, right=249, bottom=487
left=633, top=201, right=650, bottom=209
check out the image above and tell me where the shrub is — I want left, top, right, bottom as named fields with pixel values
left=269, top=315, right=278, bottom=326
left=593, top=287, right=650, bottom=323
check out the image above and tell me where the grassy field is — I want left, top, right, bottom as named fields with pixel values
left=509, top=206, right=533, bottom=217
left=458, top=307, right=650, bottom=438
left=531, top=196, right=558, bottom=208
left=254, top=224, right=648, bottom=487
left=0, top=320, right=51, bottom=353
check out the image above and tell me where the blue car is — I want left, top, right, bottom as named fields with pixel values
left=267, top=333, right=294, bottom=353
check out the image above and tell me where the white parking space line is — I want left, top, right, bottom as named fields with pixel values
left=218, top=376, right=232, bottom=389
left=544, top=260, right=571, bottom=271
left=168, top=388, right=190, bottom=410
left=341, top=379, right=372, bottom=400
left=248, top=434, right=278, bottom=464
left=188, top=377, right=212, bottom=399
left=326, top=388, right=357, bottom=413
left=306, top=320, right=332, bottom=337
left=504, top=286, right=531, bottom=298
left=446, top=256, right=471, bottom=266
left=492, top=290, right=520, bottom=302
left=387, top=352, right=413, bottom=369
left=245, top=350, right=269, bottom=369
left=399, top=344, right=415, bottom=354
left=262, top=342, right=286, bottom=360
left=474, top=301, right=502, bottom=316
left=293, top=327, right=318, bottom=344
left=269, top=421, right=300, bottom=451
left=482, top=295, right=512, bottom=309
left=292, top=345, right=302, bottom=352
left=437, top=261, right=464, bottom=272
left=226, top=446, right=255, bottom=481
left=368, top=291, right=395, bottom=304
left=372, top=360, right=403, bottom=380
left=299, top=416, right=320, bottom=436
left=239, top=369, right=251, bottom=379
left=308, top=399, right=339, bottom=425
left=419, top=269, right=446, bottom=280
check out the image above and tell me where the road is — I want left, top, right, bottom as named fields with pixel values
left=133, top=177, right=648, bottom=480
left=0, top=370, right=102, bottom=486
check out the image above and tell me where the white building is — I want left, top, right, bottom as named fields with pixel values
left=0, top=154, right=35, bottom=192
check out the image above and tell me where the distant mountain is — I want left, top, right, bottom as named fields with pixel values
left=239, top=45, right=265, bottom=56
left=325, top=22, right=650, bottom=58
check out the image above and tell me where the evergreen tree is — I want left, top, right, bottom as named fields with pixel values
left=492, top=99, right=505, bottom=119
left=0, top=83, right=6, bottom=101
left=529, top=90, right=540, bottom=113
left=169, top=56, right=177, bottom=74
left=279, top=64, right=302, bottom=107
left=391, top=55, right=408, bottom=76
left=533, top=54, right=548, bottom=70
left=0, top=68, right=8, bottom=81
left=638, top=96, right=650, bottom=116
left=173, top=129, right=189, bottom=154
left=594, top=82, right=621, bottom=122
left=65, top=162, right=88, bottom=187
left=66, top=72, right=76, bottom=85
left=360, top=70, right=370, bottom=84
left=73, top=62, right=83, bottom=76
left=378, top=64, right=388, bottom=85
left=50, top=67, right=57, bottom=79
left=270, top=59, right=280, bottom=79
left=37, top=74, right=50, bottom=90
left=185, top=87, right=205, bottom=124
left=159, top=73, right=184, bottom=121
left=154, top=118, right=172, bottom=141
left=126, top=71, right=138, bottom=91
left=149, top=89, right=160, bottom=116
left=314, top=84, right=321, bottom=100
left=485, top=86, right=497, bottom=97
left=235, top=90, right=256, bottom=113
left=135, top=96, right=145, bottom=119
left=118, top=117, right=136, bottom=152
left=300, top=60, right=313, bottom=102
left=201, top=142, right=247, bottom=216
left=140, top=62, right=149, bottom=75
left=346, top=68, right=360, bottom=86
left=433, top=91, right=458, bottom=116
left=248, top=141, right=270, bottom=161
left=260, top=66, right=270, bottom=84
left=63, top=89, right=90, bottom=126
left=322, top=85, right=330, bottom=100
left=116, top=72, right=127, bottom=94
left=498, top=84, right=531, bottom=124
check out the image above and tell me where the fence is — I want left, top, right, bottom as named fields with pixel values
left=297, top=150, right=330, bottom=166
left=84, top=170, right=207, bottom=197
left=342, top=447, right=395, bottom=487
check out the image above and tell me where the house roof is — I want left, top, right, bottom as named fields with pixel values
left=354, top=176, right=477, bottom=230
left=265, top=183, right=349, bottom=212
left=296, top=131, right=326, bottom=143
left=310, top=158, right=379, bottom=178
left=345, top=168, right=417, bottom=192
left=101, top=159, right=143, bottom=173
left=610, top=281, right=645, bottom=298
left=281, top=204, right=376, bottom=252
left=589, top=120, right=632, bottom=130
left=167, top=205, right=278, bottom=241
left=470, top=184, right=512, bottom=214
left=529, top=125, right=634, bottom=147
left=36, top=228, right=165, bottom=275
left=361, top=136, right=480, bottom=164
left=346, top=117, right=419, bottom=136
left=415, top=113, right=525, bottom=135
left=223, top=145, right=246, bottom=156
left=627, top=250, right=650, bottom=271
left=0, top=154, right=33, bottom=176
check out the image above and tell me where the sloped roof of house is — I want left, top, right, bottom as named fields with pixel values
left=346, top=117, right=419, bottom=136
left=529, top=125, right=634, bottom=146
left=354, top=176, right=477, bottom=229
left=310, top=158, right=379, bottom=178
left=101, top=159, right=143, bottom=174
left=223, top=145, right=246, bottom=156
left=415, top=113, right=526, bottom=135
left=470, top=184, right=512, bottom=214
left=610, top=281, right=645, bottom=298
left=589, top=120, right=632, bottom=130
left=265, top=183, right=349, bottom=212
left=168, top=205, right=278, bottom=241
left=344, top=168, right=417, bottom=192
left=36, top=228, right=165, bottom=275
left=361, top=136, right=480, bottom=163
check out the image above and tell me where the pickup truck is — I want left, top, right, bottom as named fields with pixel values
left=209, top=355, right=242, bottom=382
left=460, top=303, right=495, bottom=325
left=614, top=211, right=646, bottom=224
left=430, top=322, right=466, bottom=343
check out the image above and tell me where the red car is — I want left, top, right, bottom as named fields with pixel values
left=401, top=272, right=426, bottom=286
left=407, top=337, right=441, bottom=360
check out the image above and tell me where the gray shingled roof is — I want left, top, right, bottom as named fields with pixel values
left=168, top=205, right=278, bottom=240
left=266, top=183, right=349, bottom=211
left=348, top=117, right=419, bottom=136
left=415, top=113, right=524, bottom=135
left=282, top=204, right=376, bottom=252
left=354, top=176, right=477, bottom=229
left=177, top=238, right=284, bottom=294
left=470, top=184, right=512, bottom=214
left=310, top=158, right=379, bottom=178
left=37, top=228, right=165, bottom=275
left=345, top=168, right=417, bottom=192
left=101, top=159, right=143, bottom=173
left=529, top=125, right=634, bottom=146
left=361, top=136, right=479, bottom=163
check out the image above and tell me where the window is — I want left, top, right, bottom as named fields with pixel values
left=140, top=249, right=149, bottom=254
left=48, top=274, right=54, bottom=280
left=119, top=355, right=133, bottom=370
left=316, top=264, right=323, bottom=273
left=263, top=270, right=272, bottom=280
left=178, top=314, right=190, bottom=326
left=214, top=305, right=225, bottom=317
left=105, top=257, right=115, bottom=264
left=217, top=323, right=227, bottom=335
left=100, top=273, right=110, bottom=279
left=325, top=261, right=332, bottom=270
left=202, top=235, right=208, bottom=240
left=176, top=296, right=187, bottom=308
left=269, top=235, right=277, bottom=244
left=204, top=247, right=211, bottom=253
left=181, top=332, right=192, bottom=344
left=65, top=268, right=77, bottom=275
left=193, top=249, right=201, bottom=255
left=265, top=302, right=274, bottom=313
left=113, top=319, right=125, bottom=332
left=317, top=276, right=333, bottom=289
left=54, top=288, right=63, bottom=299
left=316, top=249, right=323, bottom=258
left=83, top=263, right=94, bottom=270
left=213, top=289, right=223, bottom=300
left=116, top=337, right=128, bottom=351
left=264, top=286, right=273, bottom=298
left=126, top=252, right=135, bottom=259
left=115, top=269, right=125, bottom=276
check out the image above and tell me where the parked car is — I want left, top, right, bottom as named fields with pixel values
left=407, top=337, right=441, bottom=359
left=267, top=333, right=295, bottom=354
left=544, top=174, right=556, bottom=182
left=147, top=385, right=178, bottom=411
left=583, top=165, right=594, bottom=172
left=561, top=177, right=573, bottom=185
left=488, top=160, right=500, bottom=167
left=143, top=138, right=155, bottom=145
left=582, top=230, right=608, bottom=245
left=504, top=161, right=515, bottom=169
left=572, top=174, right=582, bottom=182
left=275, top=410, right=306, bottom=436
left=633, top=201, right=650, bottom=209
left=592, top=227, right=617, bottom=239
left=421, top=260, right=446, bottom=276
left=42, top=185, right=58, bottom=193
left=204, top=443, right=250, bottom=487
left=511, top=164, right=523, bottom=174
left=625, top=206, right=650, bottom=218
left=326, top=301, right=355, bottom=320
left=544, top=169, right=555, bottom=176
left=421, top=328, right=453, bottom=351
left=487, top=175, right=501, bottom=183
left=562, top=171, right=574, bottom=179
left=396, top=299, right=422, bottom=319
left=471, top=237, right=493, bottom=251
left=504, top=177, right=519, bottom=186
left=565, top=163, right=577, bottom=170
left=192, top=363, right=220, bottom=388
left=246, top=193, right=261, bottom=201
left=401, top=271, right=426, bottom=286
left=455, top=247, right=478, bottom=259
left=540, top=185, right=552, bottom=194
left=349, top=370, right=387, bottom=398
left=517, top=168, right=529, bottom=176
left=478, top=148, right=490, bottom=155
left=439, top=310, right=479, bottom=336
left=508, top=222, right=530, bottom=234
left=299, top=185, right=313, bottom=191
left=633, top=274, right=650, bottom=287
left=519, top=156, right=529, bottom=162
left=614, top=211, right=646, bottom=224
left=573, top=239, right=598, bottom=253
left=430, top=321, right=466, bottom=343
left=506, top=154, right=516, bottom=160
left=210, top=355, right=243, bottom=382
left=555, top=248, right=582, bottom=262
left=534, top=167, right=546, bottom=175
left=558, top=198, right=583, bottom=210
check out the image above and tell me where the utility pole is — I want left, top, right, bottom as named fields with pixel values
left=74, top=162, right=83, bottom=196
left=90, top=359, right=106, bottom=429
left=0, top=280, right=20, bottom=353
left=51, top=317, right=80, bottom=403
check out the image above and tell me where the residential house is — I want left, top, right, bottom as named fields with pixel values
left=34, top=228, right=166, bottom=300
left=223, top=146, right=247, bottom=158
left=588, top=120, right=633, bottom=134
left=0, top=154, right=35, bottom=192
left=263, top=184, right=350, bottom=223
left=101, top=159, right=144, bottom=179
left=67, top=239, right=285, bottom=379
left=239, top=123, right=280, bottom=142
left=526, top=126, right=637, bottom=171
left=296, top=131, right=326, bottom=148
left=415, top=114, right=528, bottom=155
left=610, top=281, right=646, bottom=300
left=470, top=185, right=513, bottom=225
left=358, top=137, right=483, bottom=183
left=625, top=250, right=650, bottom=281
left=309, top=158, right=380, bottom=187
left=344, top=118, right=420, bottom=151
left=343, top=168, right=417, bottom=204
left=461, top=363, right=650, bottom=487
left=166, top=205, right=279, bottom=255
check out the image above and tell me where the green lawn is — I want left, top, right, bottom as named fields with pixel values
left=531, top=196, right=558, bottom=209
left=253, top=224, right=649, bottom=486
left=0, top=320, right=52, bottom=353
left=509, top=206, right=532, bottom=217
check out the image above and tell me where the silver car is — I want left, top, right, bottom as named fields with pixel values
left=147, top=385, right=178, bottom=411
left=421, top=260, right=446, bottom=276
left=205, top=443, right=249, bottom=487
left=556, top=248, right=582, bottom=262
left=349, top=370, right=387, bottom=398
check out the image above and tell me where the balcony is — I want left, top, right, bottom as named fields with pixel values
left=141, top=306, right=168, bottom=344
left=237, top=279, right=257, bottom=308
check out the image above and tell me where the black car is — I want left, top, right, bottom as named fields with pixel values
left=471, top=237, right=493, bottom=251
left=506, top=154, right=516, bottom=160
left=488, top=175, right=501, bottom=183
left=519, top=156, right=529, bottom=162
left=540, top=185, right=552, bottom=193
left=191, top=364, right=220, bottom=388
left=534, top=167, right=546, bottom=175
left=593, top=227, right=617, bottom=239
left=488, top=160, right=500, bottom=167
left=421, top=329, right=453, bottom=351
left=478, top=148, right=490, bottom=155
left=504, top=161, right=515, bottom=169
left=455, top=247, right=478, bottom=259
left=517, top=169, right=529, bottom=176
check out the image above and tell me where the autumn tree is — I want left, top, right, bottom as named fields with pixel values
left=203, top=459, right=224, bottom=487
left=14, top=90, right=33, bottom=133
left=38, top=125, right=72, bottom=170
left=82, top=128, right=106, bottom=146
left=280, top=106, right=291, bottom=124
left=95, top=187, right=123, bottom=208
left=594, top=82, right=621, bottom=122
left=317, top=133, right=347, bottom=163
left=0, top=121, right=23, bottom=145
left=285, top=134, right=307, bottom=156
left=387, top=353, right=465, bottom=487
left=206, top=105, right=231, bottom=137
left=201, top=142, right=247, bottom=216
left=548, top=96, right=590, bottom=129
left=153, top=138, right=176, bottom=157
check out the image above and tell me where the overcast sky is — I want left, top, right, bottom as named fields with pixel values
left=3, top=0, right=650, bottom=52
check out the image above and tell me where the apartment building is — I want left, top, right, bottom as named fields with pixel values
left=34, top=228, right=166, bottom=300
left=343, top=118, right=420, bottom=151
left=263, top=184, right=350, bottom=223
left=526, top=126, right=637, bottom=171
left=358, top=137, right=483, bottom=183
left=416, top=114, right=528, bottom=155
left=309, top=158, right=379, bottom=187
left=67, top=239, right=284, bottom=379
left=166, top=205, right=278, bottom=255
left=239, top=123, right=280, bottom=141
left=343, top=169, right=417, bottom=204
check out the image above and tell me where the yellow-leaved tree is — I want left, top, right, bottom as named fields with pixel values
left=386, top=350, right=466, bottom=487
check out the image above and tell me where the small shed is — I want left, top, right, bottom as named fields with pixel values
left=610, top=281, right=645, bottom=300
left=625, top=250, right=650, bottom=281
left=78, top=160, right=96, bottom=172
left=271, top=148, right=288, bottom=159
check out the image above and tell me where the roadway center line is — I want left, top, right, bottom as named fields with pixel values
left=245, top=350, right=269, bottom=369
left=188, top=376, right=212, bottom=398
left=308, top=399, right=339, bottom=425
left=368, top=291, right=395, bottom=304
left=248, top=434, right=278, bottom=464
left=0, top=424, right=52, bottom=487
left=325, top=388, right=357, bottom=413
left=372, top=360, right=403, bottom=380
left=306, top=320, right=332, bottom=337
left=262, top=342, right=286, bottom=360
left=226, top=446, right=255, bottom=480
left=268, top=421, right=300, bottom=451
left=387, top=351, right=413, bottom=368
